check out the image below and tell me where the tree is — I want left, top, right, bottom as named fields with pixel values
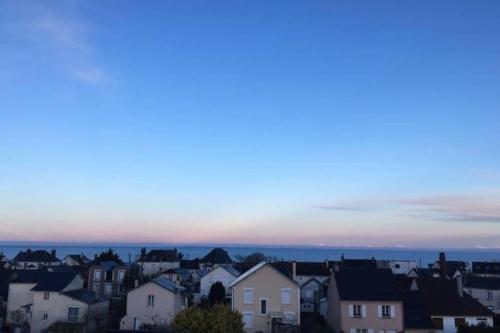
left=94, top=248, right=123, bottom=264
left=235, top=252, right=267, bottom=264
left=208, top=282, right=226, bottom=306
left=171, top=304, right=244, bottom=333
left=8, top=309, right=28, bottom=329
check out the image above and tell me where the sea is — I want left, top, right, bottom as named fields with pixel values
left=1, top=243, right=500, bottom=266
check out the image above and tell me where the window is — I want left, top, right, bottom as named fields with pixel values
left=356, top=329, right=368, bottom=333
left=43, top=292, right=50, bottom=300
left=455, top=318, right=466, bottom=327
left=117, top=270, right=125, bottom=282
left=243, top=288, right=254, bottom=304
left=147, top=295, right=155, bottom=307
left=468, top=289, right=473, bottom=295
left=243, top=312, right=253, bottom=328
left=42, top=312, right=48, bottom=320
left=382, top=305, right=391, bottom=318
left=477, top=318, right=488, bottom=326
left=93, top=269, right=102, bottom=280
left=104, top=283, right=112, bottom=296
left=260, top=299, right=268, bottom=315
left=432, top=317, right=444, bottom=330
left=68, top=307, right=79, bottom=322
left=353, top=305, right=362, bottom=317
left=93, top=282, right=101, bottom=293
left=284, top=312, right=295, bottom=324
left=305, top=290, right=314, bottom=298
left=395, top=264, right=401, bottom=269
left=487, top=291, right=493, bottom=301
left=281, top=288, right=291, bottom=304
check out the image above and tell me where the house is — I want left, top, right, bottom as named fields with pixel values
left=199, top=248, right=232, bottom=270
left=231, top=262, right=300, bottom=333
left=138, top=249, right=181, bottom=277
left=472, top=262, right=500, bottom=277
left=300, top=278, right=326, bottom=313
left=292, top=261, right=331, bottom=286
left=0, top=268, right=9, bottom=324
left=200, top=264, right=240, bottom=297
left=13, top=249, right=61, bottom=270
left=63, top=254, right=91, bottom=267
left=430, top=253, right=468, bottom=279
left=378, top=260, right=418, bottom=275
left=162, top=267, right=191, bottom=284
left=88, top=261, right=127, bottom=298
left=416, top=276, right=494, bottom=333
left=326, top=268, right=404, bottom=333
left=120, top=276, right=187, bottom=330
left=398, top=284, right=435, bottom=333
left=463, top=275, right=500, bottom=314
left=5, top=270, right=105, bottom=333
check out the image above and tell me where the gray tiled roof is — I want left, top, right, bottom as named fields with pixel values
left=152, top=276, right=185, bottom=293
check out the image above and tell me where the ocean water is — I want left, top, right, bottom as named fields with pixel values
left=1, top=243, right=500, bottom=266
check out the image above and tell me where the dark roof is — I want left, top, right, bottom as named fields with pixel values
left=62, top=289, right=105, bottom=304
left=341, top=259, right=377, bottom=269
left=473, top=262, right=500, bottom=275
left=295, top=262, right=330, bottom=276
left=152, top=276, right=185, bottom=293
left=432, top=260, right=468, bottom=278
left=142, top=249, right=179, bottom=262
left=180, top=259, right=200, bottom=270
left=11, top=271, right=78, bottom=292
left=233, top=262, right=258, bottom=274
left=14, top=250, right=60, bottom=263
left=464, top=275, right=500, bottom=290
left=0, top=268, right=9, bottom=300
left=400, top=289, right=435, bottom=329
left=200, top=248, right=232, bottom=264
left=417, top=277, right=493, bottom=316
left=335, top=268, right=401, bottom=301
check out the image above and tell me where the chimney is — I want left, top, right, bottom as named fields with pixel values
left=141, top=247, right=146, bottom=259
left=51, top=249, right=56, bottom=258
left=456, top=274, right=464, bottom=298
left=439, top=252, right=447, bottom=279
left=325, top=260, right=329, bottom=268
left=292, top=261, right=297, bottom=281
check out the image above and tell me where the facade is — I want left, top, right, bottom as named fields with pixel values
left=378, top=260, right=418, bottom=275
left=120, top=276, right=186, bottom=330
left=326, top=268, right=404, bottom=333
left=199, top=248, right=233, bottom=270
left=88, top=261, right=127, bottom=298
left=63, top=254, right=91, bottom=267
left=200, top=264, right=240, bottom=297
left=300, top=278, right=324, bottom=313
left=231, top=262, right=300, bottom=333
left=464, top=275, right=500, bottom=313
left=472, top=262, right=500, bottom=277
left=138, top=249, right=181, bottom=277
left=13, top=249, right=61, bottom=270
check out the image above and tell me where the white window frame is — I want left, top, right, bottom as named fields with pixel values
left=243, top=288, right=254, bottom=304
left=243, top=311, right=253, bottom=328
left=353, top=304, right=362, bottom=317
left=93, top=269, right=102, bottom=280
left=259, top=298, right=268, bottom=316
left=382, top=305, right=391, bottom=318
left=281, top=288, right=292, bottom=305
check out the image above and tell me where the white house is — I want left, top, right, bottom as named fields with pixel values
left=12, top=249, right=61, bottom=270
left=464, top=276, right=500, bottom=314
left=63, top=254, right=91, bottom=267
left=138, top=249, right=180, bottom=277
left=121, top=276, right=187, bottom=330
left=200, top=264, right=240, bottom=297
left=378, top=259, right=418, bottom=275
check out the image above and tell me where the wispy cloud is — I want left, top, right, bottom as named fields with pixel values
left=318, top=189, right=500, bottom=223
left=3, top=1, right=107, bottom=84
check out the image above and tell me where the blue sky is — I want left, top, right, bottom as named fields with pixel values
left=1, top=0, right=499, bottom=247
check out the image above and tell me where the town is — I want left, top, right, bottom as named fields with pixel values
left=0, top=248, right=498, bottom=333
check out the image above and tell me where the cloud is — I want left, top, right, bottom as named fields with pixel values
left=4, top=1, right=107, bottom=84
left=317, top=190, right=500, bottom=223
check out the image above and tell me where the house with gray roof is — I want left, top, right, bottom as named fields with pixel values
left=138, top=248, right=181, bottom=277
left=13, top=249, right=61, bottom=270
left=464, top=275, right=500, bottom=314
left=120, top=276, right=186, bottom=330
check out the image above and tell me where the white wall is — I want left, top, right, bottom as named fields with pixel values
left=141, top=262, right=180, bottom=276
left=200, top=266, right=237, bottom=296
left=433, top=316, right=494, bottom=333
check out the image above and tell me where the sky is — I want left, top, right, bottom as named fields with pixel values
left=1, top=0, right=500, bottom=248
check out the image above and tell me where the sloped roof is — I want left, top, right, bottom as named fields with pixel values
left=296, top=262, right=330, bottom=276
left=62, top=289, right=106, bottom=304
left=14, top=250, right=60, bottom=262
left=209, top=264, right=240, bottom=277
left=464, top=275, right=500, bottom=290
left=65, top=254, right=90, bottom=264
left=152, top=276, right=185, bottom=293
left=417, top=277, right=493, bottom=316
left=335, top=268, right=401, bottom=301
left=142, top=249, right=179, bottom=262
left=200, top=248, right=232, bottom=264
left=401, top=290, right=434, bottom=329
left=0, top=268, right=9, bottom=300
left=180, top=259, right=200, bottom=270
left=341, top=259, right=377, bottom=269
left=231, top=262, right=297, bottom=287
left=11, top=271, right=78, bottom=292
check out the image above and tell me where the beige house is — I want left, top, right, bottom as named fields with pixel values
left=327, top=268, right=404, bottom=333
left=231, top=262, right=300, bottom=333
left=121, top=276, right=186, bottom=330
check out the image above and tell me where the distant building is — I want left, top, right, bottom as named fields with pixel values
left=464, top=275, right=500, bottom=314
left=88, top=261, right=127, bottom=298
left=63, top=254, right=91, bottom=267
left=200, top=264, right=240, bottom=297
left=138, top=249, right=181, bottom=276
left=472, top=262, right=500, bottom=277
left=13, top=249, right=61, bottom=270
left=199, top=248, right=233, bottom=270
left=378, top=259, right=418, bottom=275
left=231, top=262, right=300, bottom=333
left=326, top=268, right=404, bottom=333
left=120, top=276, right=186, bottom=330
